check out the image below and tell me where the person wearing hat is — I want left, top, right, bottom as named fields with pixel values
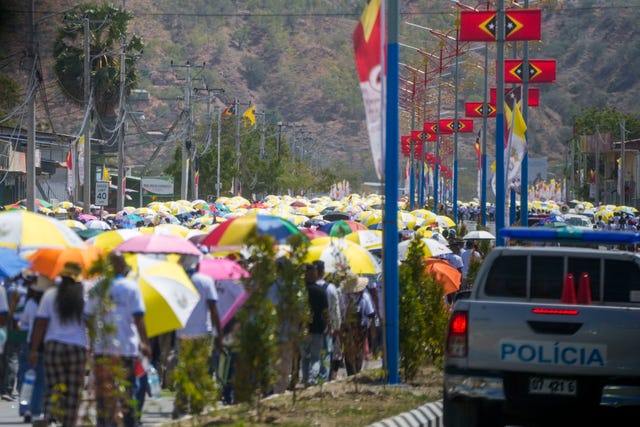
left=340, top=275, right=375, bottom=376
left=29, top=262, right=88, bottom=427
left=16, top=274, right=52, bottom=422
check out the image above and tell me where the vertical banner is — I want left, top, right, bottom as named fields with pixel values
left=77, top=135, right=85, bottom=186
left=353, top=0, right=383, bottom=179
left=66, top=148, right=74, bottom=199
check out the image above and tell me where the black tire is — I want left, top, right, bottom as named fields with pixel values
left=444, top=395, right=503, bottom=427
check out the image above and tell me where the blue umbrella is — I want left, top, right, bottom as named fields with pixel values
left=0, top=248, right=30, bottom=279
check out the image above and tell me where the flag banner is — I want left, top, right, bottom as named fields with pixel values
left=439, top=119, right=474, bottom=134
left=77, top=135, right=85, bottom=186
left=459, top=10, right=496, bottom=42
left=66, top=147, right=74, bottom=199
left=223, top=102, right=236, bottom=116
left=423, top=122, right=438, bottom=135
left=242, top=105, right=256, bottom=126
left=490, top=87, right=539, bottom=106
left=465, top=102, right=496, bottom=118
left=503, top=59, right=556, bottom=83
left=505, top=9, right=542, bottom=41
left=353, top=0, right=383, bottom=179
left=504, top=101, right=528, bottom=190
left=459, top=9, right=541, bottom=42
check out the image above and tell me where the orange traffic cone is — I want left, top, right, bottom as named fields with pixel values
left=561, top=273, right=576, bottom=304
left=577, top=272, right=592, bottom=304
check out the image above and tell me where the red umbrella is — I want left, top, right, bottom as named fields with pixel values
left=113, top=233, right=201, bottom=256
left=423, top=257, right=461, bottom=295
left=299, top=227, right=329, bottom=240
left=290, top=200, right=307, bottom=208
left=199, top=257, right=249, bottom=280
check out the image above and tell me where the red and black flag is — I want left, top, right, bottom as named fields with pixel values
left=503, top=59, right=556, bottom=83
left=459, top=9, right=541, bottom=42
left=490, top=87, right=539, bottom=106
left=439, top=119, right=474, bottom=134
left=223, top=101, right=236, bottom=116
left=465, top=102, right=496, bottom=118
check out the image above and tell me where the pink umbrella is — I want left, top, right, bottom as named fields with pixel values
left=113, top=233, right=202, bottom=256
left=299, top=227, right=329, bottom=240
left=198, top=257, right=250, bottom=280
left=78, top=213, right=99, bottom=222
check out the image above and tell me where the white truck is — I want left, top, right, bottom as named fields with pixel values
left=443, top=227, right=640, bottom=426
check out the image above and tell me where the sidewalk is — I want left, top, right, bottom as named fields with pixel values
left=0, top=393, right=176, bottom=427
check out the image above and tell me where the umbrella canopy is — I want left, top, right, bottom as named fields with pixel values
left=0, top=248, right=30, bottom=279
left=114, top=233, right=202, bottom=256
left=127, top=255, right=200, bottom=337
left=78, top=213, right=99, bottom=223
left=63, top=219, right=87, bottom=230
left=398, top=238, right=452, bottom=261
left=305, top=237, right=381, bottom=275
left=200, top=213, right=305, bottom=249
left=0, top=210, right=85, bottom=252
left=462, top=230, right=495, bottom=240
left=28, top=244, right=102, bottom=280
left=198, top=257, right=250, bottom=280
left=86, top=220, right=112, bottom=230
left=319, top=220, right=368, bottom=237
left=75, top=228, right=105, bottom=241
left=87, top=229, right=143, bottom=252
left=299, top=227, right=329, bottom=241
left=423, top=257, right=461, bottom=295
left=215, top=279, right=248, bottom=329
left=344, top=230, right=383, bottom=251
left=432, top=215, right=456, bottom=229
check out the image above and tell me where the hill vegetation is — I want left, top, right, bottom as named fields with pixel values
left=1, top=0, right=639, bottom=200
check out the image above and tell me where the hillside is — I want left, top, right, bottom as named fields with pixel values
left=1, top=0, right=639, bottom=199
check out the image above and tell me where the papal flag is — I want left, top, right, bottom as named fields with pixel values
left=242, top=105, right=256, bottom=127
left=353, top=0, right=383, bottom=179
left=504, top=97, right=527, bottom=190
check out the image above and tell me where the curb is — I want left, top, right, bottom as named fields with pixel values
left=368, top=400, right=443, bottom=427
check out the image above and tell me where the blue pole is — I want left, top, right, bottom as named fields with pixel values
left=495, top=0, right=506, bottom=246
left=384, top=0, right=400, bottom=385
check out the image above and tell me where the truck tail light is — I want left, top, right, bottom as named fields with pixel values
left=446, top=310, right=468, bottom=357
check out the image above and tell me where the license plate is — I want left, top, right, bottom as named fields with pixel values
left=528, top=377, right=577, bottom=396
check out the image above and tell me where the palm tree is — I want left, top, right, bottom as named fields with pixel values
left=53, top=3, right=143, bottom=152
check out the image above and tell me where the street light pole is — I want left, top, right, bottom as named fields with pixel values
left=26, top=0, right=36, bottom=212
left=216, top=106, right=222, bottom=199
left=83, top=17, right=92, bottom=210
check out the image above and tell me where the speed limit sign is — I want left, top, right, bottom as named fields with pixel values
left=95, top=181, right=109, bottom=206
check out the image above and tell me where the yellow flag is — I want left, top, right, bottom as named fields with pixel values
left=242, top=105, right=256, bottom=126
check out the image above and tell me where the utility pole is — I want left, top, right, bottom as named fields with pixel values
left=171, top=61, right=204, bottom=200
left=277, top=121, right=283, bottom=159
left=192, top=85, right=224, bottom=200
left=216, top=107, right=222, bottom=199
left=116, top=1, right=127, bottom=211
left=26, top=0, right=36, bottom=212
left=83, top=17, right=92, bottom=210
left=259, top=112, right=266, bottom=159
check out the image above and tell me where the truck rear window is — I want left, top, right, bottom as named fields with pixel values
left=484, top=253, right=640, bottom=303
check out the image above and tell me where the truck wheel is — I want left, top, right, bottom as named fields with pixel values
left=443, top=397, right=480, bottom=427
left=444, top=397, right=502, bottom=427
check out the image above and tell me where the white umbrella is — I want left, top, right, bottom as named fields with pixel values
left=462, top=230, right=495, bottom=240
left=86, top=219, right=112, bottom=230
left=398, top=238, right=452, bottom=261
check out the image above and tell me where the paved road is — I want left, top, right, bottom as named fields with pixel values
left=0, top=393, right=176, bottom=427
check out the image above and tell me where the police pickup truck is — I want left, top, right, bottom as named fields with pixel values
left=443, top=227, right=640, bottom=426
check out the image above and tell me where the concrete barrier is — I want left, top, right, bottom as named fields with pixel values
left=368, top=400, right=443, bottom=427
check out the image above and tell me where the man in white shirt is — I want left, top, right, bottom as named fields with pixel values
left=85, top=252, right=151, bottom=427
left=173, top=254, right=223, bottom=418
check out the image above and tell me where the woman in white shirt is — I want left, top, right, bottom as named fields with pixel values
left=29, top=263, right=88, bottom=427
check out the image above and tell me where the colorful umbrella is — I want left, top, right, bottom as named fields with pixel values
left=28, top=244, right=102, bottom=280
left=200, top=213, right=305, bottom=249
left=87, top=229, right=143, bottom=252
left=423, top=257, right=461, bottom=295
left=86, top=220, right=112, bottom=230
left=0, top=210, right=85, bottom=252
left=319, top=220, right=368, bottom=237
left=344, top=230, right=383, bottom=251
left=462, top=230, right=495, bottom=240
left=63, top=219, right=87, bottom=230
left=114, top=233, right=202, bottom=256
left=0, top=248, right=30, bottom=279
left=198, top=257, right=250, bottom=280
left=299, top=227, right=329, bottom=241
left=305, top=237, right=381, bottom=275
left=398, top=238, right=451, bottom=261
left=127, top=254, right=200, bottom=337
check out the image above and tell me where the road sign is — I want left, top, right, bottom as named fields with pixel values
left=95, top=181, right=109, bottom=206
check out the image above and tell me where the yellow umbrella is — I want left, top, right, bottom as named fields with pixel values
left=344, top=230, right=383, bottom=250
left=139, top=223, right=190, bottom=237
left=87, top=229, right=143, bottom=252
left=0, top=210, right=85, bottom=252
left=126, top=254, right=200, bottom=338
left=55, top=201, right=75, bottom=210
left=62, top=219, right=87, bottom=230
left=305, top=237, right=381, bottom=275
